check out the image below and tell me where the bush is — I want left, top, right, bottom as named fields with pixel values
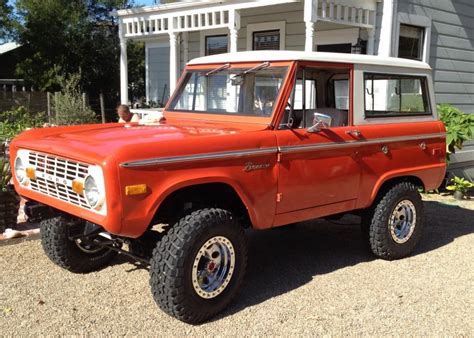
left=53, top=74, right=98, bottom=126
left=0, top=156, right=12, bottom=192
left=438, top=104, right=474, bottom=155
left=0, top=106, right=47, bottom=143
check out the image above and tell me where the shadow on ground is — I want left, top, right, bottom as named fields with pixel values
left=101, top=200, right=473, bottom=321
left=216, top=200, right=474, bottom=320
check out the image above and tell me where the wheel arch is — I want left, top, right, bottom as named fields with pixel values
left=149, top=179, right=256, bottom=230
left=370, top=175, right=425, bottom=205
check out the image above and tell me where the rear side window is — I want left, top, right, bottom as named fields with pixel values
left=364, top=73, right=431, bottom=117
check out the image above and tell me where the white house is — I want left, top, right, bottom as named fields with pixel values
left=116, top=0, right=474, bottom=178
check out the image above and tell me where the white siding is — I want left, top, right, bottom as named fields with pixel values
left=148, top=44, right=170, bottom=106
left=397, top=0, right=474, bottom=114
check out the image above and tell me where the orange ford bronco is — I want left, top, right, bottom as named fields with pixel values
left=11, top=51, right=446, bottom=324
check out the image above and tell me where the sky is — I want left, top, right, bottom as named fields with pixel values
left=6, top=0, right=158, bottom=8
left=135, top=0, right=156, bottom=6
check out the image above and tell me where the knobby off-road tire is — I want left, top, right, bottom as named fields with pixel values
left=41, top=216, right=117, bottom=273
left=149, top=208, right=247, bottom=324
left=363, top=182, right=424, bottom=260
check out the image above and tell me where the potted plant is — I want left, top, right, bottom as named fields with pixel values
left=446, top=176, right=474, bottom=200
left=0, top=149, right=20, bottom=233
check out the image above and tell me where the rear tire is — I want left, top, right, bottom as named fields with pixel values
left=362, top=182, right=424, bottom=260
left=149, top=208, right=247, bottom=324
left=41, top=216, right=117, bottom=273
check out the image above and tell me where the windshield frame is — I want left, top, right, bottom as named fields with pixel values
left=164, top=61, right=295, bottom=126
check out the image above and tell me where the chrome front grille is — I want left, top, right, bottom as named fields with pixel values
left=28, top=151, right=91, bottom=209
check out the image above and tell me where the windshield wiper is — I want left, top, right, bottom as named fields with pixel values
left=205, top=63, right=230, bottom=77
left=232, top=62, right=270, bottom=78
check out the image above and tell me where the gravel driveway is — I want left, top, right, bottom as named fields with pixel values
left=1, top=196, right=473, bottom=335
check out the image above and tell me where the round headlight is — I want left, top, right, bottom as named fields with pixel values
left=15, top=157, right=27, bottom=185
left=84, top=175, right=101, bottom=208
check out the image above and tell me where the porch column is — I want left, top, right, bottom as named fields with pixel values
left=378, top=0, right=397, bottom=56
left=182, top=32, right=189, bottom=64
left=304, top=0, right=319, bottom=52
left=229, top=9, right=241, bottom=53
left=119, top=38, right=128, bottom=104
left=367, top=28, right=375, bottom=55
left=169, top=32, right=178, bottom=94
left=305, top=22, right=315, bottom=52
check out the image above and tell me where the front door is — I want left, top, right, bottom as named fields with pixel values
left=274, top=64, right=361, bottom=221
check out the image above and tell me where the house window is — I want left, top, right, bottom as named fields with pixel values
left=205, top=35, right=228, bottom=56
left=398, top=24, right=424, bottom=60
left=253, top=30, right=281, bottom=50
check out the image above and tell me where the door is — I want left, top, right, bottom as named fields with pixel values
left=274, top=64, right=361, bottom=218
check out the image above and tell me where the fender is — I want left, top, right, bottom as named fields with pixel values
left=150, top=176, right=260, bottom=226
left=366, top=163, right=446, bottom=207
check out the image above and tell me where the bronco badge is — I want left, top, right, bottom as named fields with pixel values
left=243, top=162, right=271, bottom=172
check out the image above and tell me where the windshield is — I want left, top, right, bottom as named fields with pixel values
left=168, top=66, right=288, bottom=117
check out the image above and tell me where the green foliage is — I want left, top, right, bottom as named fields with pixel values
left=0, top=106, right=47, bottom=142
left=14, top=0, right=134, bottom=96
left=0, top=0, right=15, bottom=41
left=446, top=176, right=474, bottom=195
left=53, top=74, right=98, bottom=125
left=0, top=156, right=12, bottom=192
left=0, top=106, right=46, bottom=192
left=438, top=104, right=474, bottom=155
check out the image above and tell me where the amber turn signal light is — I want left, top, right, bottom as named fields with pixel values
left=25, top=167, right=36, bottom=180
left=72, top=179, right=84, bottom=195
left=125, top=184, right=148, bottom=196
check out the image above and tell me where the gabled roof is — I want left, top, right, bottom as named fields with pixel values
left=0, top=42, right=21, bottom=55
left=188, top=51, right=432, bottom=70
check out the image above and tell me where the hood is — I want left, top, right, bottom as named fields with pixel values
left=11, top=119, right=271, bottom=165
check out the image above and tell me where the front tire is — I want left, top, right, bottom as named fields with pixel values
left=149, top=208, right=247, bottom=324
left=41, top=216, right=117, bottom=273
left=363, top=182, right=424, bottom=260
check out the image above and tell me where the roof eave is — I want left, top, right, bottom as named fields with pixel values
left=115, top=0, right=227, bottom=17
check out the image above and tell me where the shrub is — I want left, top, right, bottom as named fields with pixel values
left=438, top=104, right=474, bottom=155
left=53, top=73, right=98, bottom=126
left=0, top=156, right=12, bottom=192
left=0, top=106, right=47, bottom=143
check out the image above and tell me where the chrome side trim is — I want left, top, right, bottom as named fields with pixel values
left=120, top=132, right=445, bottom=168
left=279, top=132, right=446, bottom=154
left=121, top=147, right=278, bottom=168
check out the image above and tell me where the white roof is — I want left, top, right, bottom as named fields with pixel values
left=0, top=42, right=20, bottom=55
left=188, top=51, right=431, bottom=70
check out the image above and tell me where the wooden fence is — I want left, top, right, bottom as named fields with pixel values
left=0, top=87, right=119, bottom=123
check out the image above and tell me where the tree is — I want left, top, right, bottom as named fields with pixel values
left=14, top=0, right=137, bottom=99
left=0, top=0, right=14, bottom=41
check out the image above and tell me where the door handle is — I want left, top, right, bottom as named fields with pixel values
left=346, top=130, right=362, bottom=137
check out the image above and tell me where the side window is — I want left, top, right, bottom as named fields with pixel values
left=334, top=80, right=349, bottom=110
left=364, top=73, right=431, bottom=117
left=292, top=79, right=317, bottom=110
left=281, top=67, right=350, bottom=129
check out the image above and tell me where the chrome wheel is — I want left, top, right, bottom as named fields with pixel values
left=389, top=200, right=417, bottom=244
left=192, top=236, right=235, bottom=299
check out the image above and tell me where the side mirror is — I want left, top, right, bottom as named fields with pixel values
left=307, top=112, right=332, bottom=133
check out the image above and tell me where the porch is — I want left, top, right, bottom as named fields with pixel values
left=116, top=0, right=380, bottom=105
